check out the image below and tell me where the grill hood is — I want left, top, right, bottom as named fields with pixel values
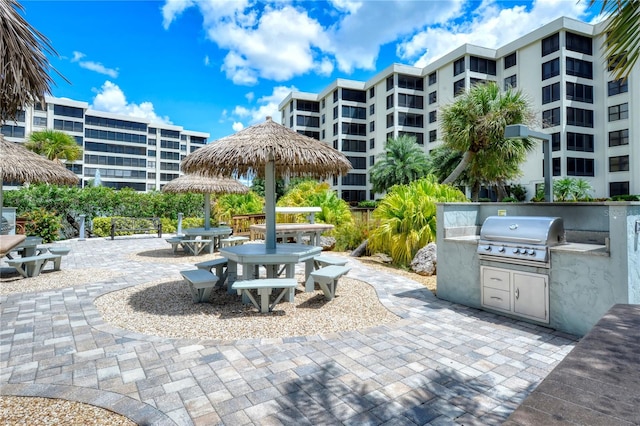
left=479, top=216, right=565, bottom=247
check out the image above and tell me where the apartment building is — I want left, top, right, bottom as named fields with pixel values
left=280, top=16, right=637, bottom=202
left=1, top=96, right=209, bottom=191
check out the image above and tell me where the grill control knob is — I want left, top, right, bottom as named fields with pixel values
left=483, top=245, right=492, bottom=251
left=498, top=246, right=505, bottom=253
left=513, top=248, right=520, bottom=254
left=529, top=249, right=536, bottom=256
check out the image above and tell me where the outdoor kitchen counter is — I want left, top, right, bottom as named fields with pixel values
left=505, top=303, right=640, bottom=425
left=550, top=242, right=609, bottom=255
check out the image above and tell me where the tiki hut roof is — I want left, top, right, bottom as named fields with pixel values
left=162, top=174, right=248, bottom=195
left=181, top=117, right=352, bottom=179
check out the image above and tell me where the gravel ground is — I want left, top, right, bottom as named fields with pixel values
left=0, top=268, right=122, bottom=296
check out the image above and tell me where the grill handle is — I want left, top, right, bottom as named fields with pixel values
left=482, top=235, right=543, bottom=244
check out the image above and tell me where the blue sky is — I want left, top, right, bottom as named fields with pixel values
left=21, top=0, right=599, bottom=141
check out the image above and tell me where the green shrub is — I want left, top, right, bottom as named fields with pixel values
left=181, top=217, right=205, bottom=229
left=357, top=200, right=378, bottom=208
left=501, top=196, right=518, bottom=202
left=276, top=181, right=353, bottom=226
left=509, top=184, right=527, bottom=201
left=331, top=221, right=371, bottom=252
left=611, top=194, right=640, bottom=201
left=23, top=208, right=62, bottom=243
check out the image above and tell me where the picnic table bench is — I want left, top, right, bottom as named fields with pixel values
left=220, top=236, right=249, bottom=248
left=195, top=257, right=229, bottom=286
left=232, top=278, right=298, bottom=313
left=180, top=269, right=219, bottom=302
left=305, top=265, right=351, bottom=299
left=5, top=253, right=62, bottom=278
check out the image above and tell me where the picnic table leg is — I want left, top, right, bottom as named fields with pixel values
left=258, top=288, right=271, bottom=313
left=226, top=260, right=238, bottom=295
left=285, top=263, right=296, bottom=302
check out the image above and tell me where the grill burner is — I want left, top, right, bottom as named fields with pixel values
left=477, top=216, right=565, bottom=266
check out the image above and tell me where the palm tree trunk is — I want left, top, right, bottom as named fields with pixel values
left=496, top=180, right=508, bottom=201
left=471, top=181, right=481, bottom=201
left=442, top=151, right=475, bottom=184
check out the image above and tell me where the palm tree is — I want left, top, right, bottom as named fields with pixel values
left=588, top=0, right=639, bottom=80
left=369, top=134, right=431, bottom=194
left=26, top=129, right=83, bottom=163
left=440, top=82, right=535, bottom=200
left=0, top=0, right=64, bottom=123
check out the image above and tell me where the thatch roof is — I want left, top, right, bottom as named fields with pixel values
left=162, top=174, right=248, bottom=194
left=181, top=117, right=352, bottom=179
left=0, top=0, right=61, bottom=122
left=0, top=135, right=79, bottom=185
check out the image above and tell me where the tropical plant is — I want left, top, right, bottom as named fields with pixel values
left=587, top=0, right=639, bottom=80
left=213, top=192, right=264, bottom=223
left=440, top=82, right=536, bottom=201
left=22, top=208, right=61, bottom=243
left=26, top=129, right=83, bottom=163
left=0, top=0, right=63, bottom=123
left=368, top=176, right=468, bottom=266
left=369, top=135, right=430, bottom=194
left=276, top=180, right=353, bottom=226
left=553, top=177, right=593, bottom=201
left=508, top=184, right=527, bottom=202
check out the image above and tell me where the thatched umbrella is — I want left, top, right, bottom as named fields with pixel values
left=182, top=116, right=352, bottom=249
left=162, top=174, right=249, bottom=229
left=0, top=135, right=79, bottom=233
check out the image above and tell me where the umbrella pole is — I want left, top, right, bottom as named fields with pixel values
left=204, top=193, right=211, bottom=230
left=265, top=159, right=276, bottom=250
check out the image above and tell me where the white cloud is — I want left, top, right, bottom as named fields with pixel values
left=232, top=122, right=244, bottom=132
left=161, top=0, right=195, bottom=30
left=401, top=0, right=591, bottom=66
left=224, top=85, right=295, bottom=132
left=245, top=92, right=254, bottom=102
left=71, top=50, right=119, bottom=78
left=91, top=81, right=172, bottom=124
left=204, top=55, right=210, bottom=66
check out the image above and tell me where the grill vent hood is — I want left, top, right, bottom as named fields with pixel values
left=479, top=216, right=566, bottom=246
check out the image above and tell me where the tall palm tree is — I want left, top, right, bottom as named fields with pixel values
left=588, top=0, right=639, bottom=80
left=440, top=82, right=535, bottom=200
left=26, top=129, right=83, bottom=163
left=369, top=134, right=431, bottom=194
left=0, top=0, right=63, bottom=123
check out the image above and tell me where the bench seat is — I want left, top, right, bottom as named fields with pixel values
left=166, top=236, right=185, bottom=254
left=305, top=265, right=351, bottom=299
left=232, top=278, right=298, bottom=313
left=5, top=253, right=62, bottom=278
left=180, top=239, right=213, bottom=255
left=180, top=269, right=219, bottom=302
left=313, top=255, right=348, bottom=269
left=220, top=236, right=249, bottom=248
left=195, top=257, right=229, bottom=286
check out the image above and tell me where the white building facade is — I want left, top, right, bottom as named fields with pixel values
left=1, top=96, right=209, bottom=191
left=279, top=17, right=638, bottom=203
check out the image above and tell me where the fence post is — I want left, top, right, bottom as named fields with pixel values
left=79, top=214, right=86, bottom=241
left=177, top=213, right=183, bottom=235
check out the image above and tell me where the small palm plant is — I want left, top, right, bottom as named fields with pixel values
left=368, top=175, right=468, bottom=266
left=277, top=180, right=353, bottom=226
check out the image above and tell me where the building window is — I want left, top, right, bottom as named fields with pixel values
left=551, top=132, right=561, bottom=151
left=333, top=123, right=338, bottom=136
left=542, top=82, right=561, bottom=104
left=397, top=74, right=424, bottom=91
left=289, top=116, right=293, bottom=127
left=369, top=105, right=375, bottom=115
left=386, top=113, right=394, bottom=128
left=386, top=76, right=394, bottom=91
left=541, top=33, right=560, bottom=56
left=542, top=107, right=561, bottom=128
left=321, top=114, right=325, bottom=124
left=53, top=119, right=84, bottom=133
left=1, top=125, right=25, bottom=138
left=369, top=121, right=375, bottom=132
left=609, top=155, right=629, bottom=172
left=341, top=106, right=366, bottom=119
left=567, top=157, right=594, bottom=176
left=369, top=155, right=375, bottom=166
left=54, top=104, right=84, bottom=118
left=398, top=131, right=423, bottom=145
left=32, top=116, right=47, bottom=127
left=567, top=107, right=594, bottom=127
left=296, top=115, right=320, bottom=127
left=504, top=75, right=517, bottom=90
left=321, top=99, right=325, bottom=109
left=297, top=100, right=320, bottom=112
left=428, top=72, right=437, bottom=85
left=609, top=129, right=629, bottom=147
left=321, top=129, right=325, bottom=139
left=346, top=156, right=367, bottom=170
left=453, top=79, right=465, bottom=96
left=333, top=106, right=338, bottom=120
left=504, top=52, right=517, bottom=69
left=453, top=57, right=465, bottom=76
left=552, top=157, right=561, bottom=176
left=542, top=58, right=560, bottom=80
left=608, top=53, right=627, bottom=71
left=289, top=103, right=293, bottom=112
left=342, top=139, right=367, bottom=152
left=610, top=181, right=629, bottom=196
left=333, top=89, right=338, bottom=103
left=566, top=57, right=593, bottom=79
left=566, top=132, right=594, bottom=152
left=333, top=140, right=338, bottom=149
left=398, top=94, right=424, bottom=109
left=566, top=82, right=593, bottom=103
left=369, top=87, right=375, bottom=98
left=386, top=94, right=394, bottom=109
left=341, top=122, right=366, bottom=136
left=429, top=129, right=437, bottom=142
left=469, top=56, right=497, bottom=75
left=369, top=138, right=375, bottom=149
left=428, top=91, right=437, bottom=105
left=397, top=112, right=423, bottom=128
left=428, top=110, right=437, bottom=123
left=608, top=103, right=628, bottom=121
left=342, top=89, right=366, bottom=103
left=566, top=32, right=592, bottom=55
left=608, top=79, right=628, bottom=96
left=341, top=173, right=367, bottom=186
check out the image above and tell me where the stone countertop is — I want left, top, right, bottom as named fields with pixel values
left=505, top=304, right=640, bottom=425
left=550, top=242, right=609, bottom=256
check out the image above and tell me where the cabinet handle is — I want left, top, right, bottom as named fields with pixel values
left=490, top=277, right=502, bottom=281
left=490, top=296, right=502, bottom=301
left=515, top=288, right=519, bottom=299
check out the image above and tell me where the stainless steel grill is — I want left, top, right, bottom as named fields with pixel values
left=477, top=216, right=565, bottom=267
